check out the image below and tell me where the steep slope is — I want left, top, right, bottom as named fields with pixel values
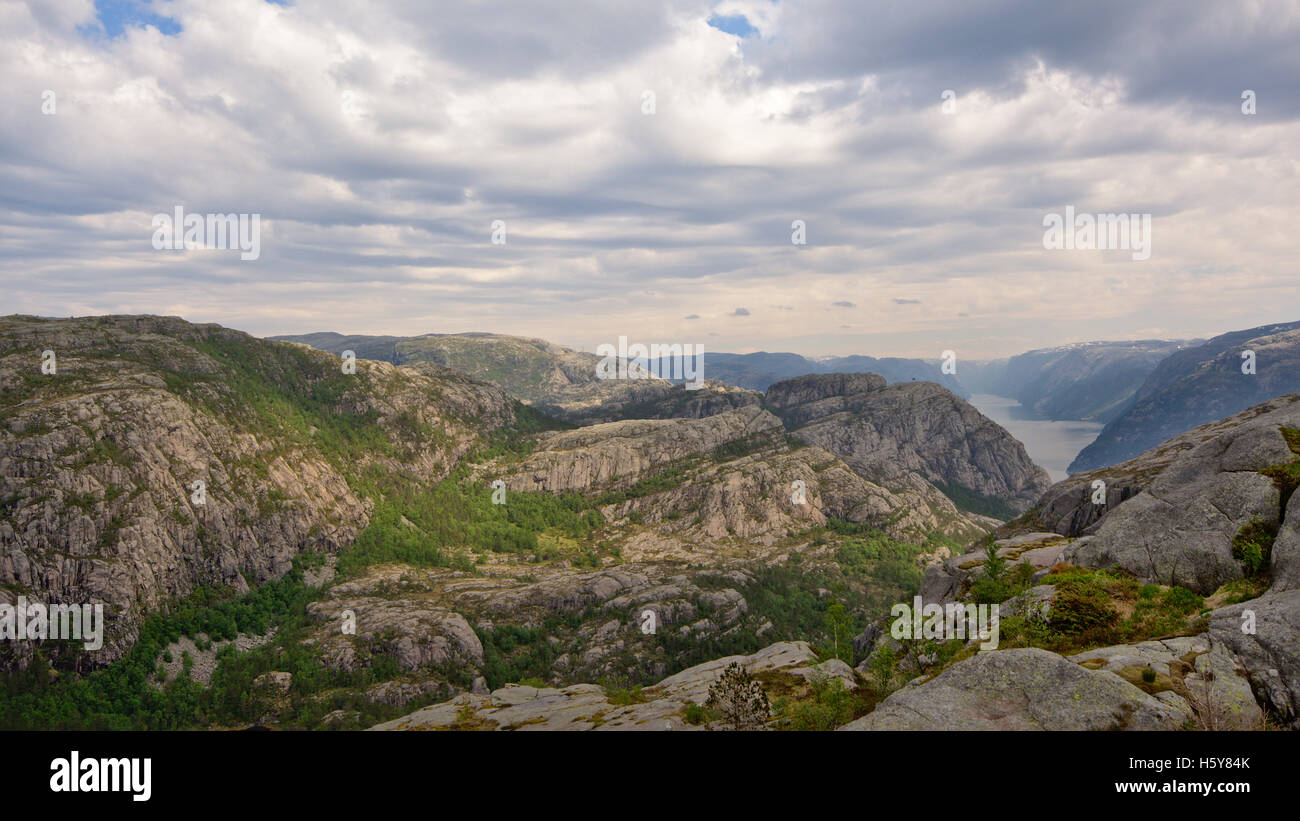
left=482, top=404, right=984, bottom=544
left=962, top=340, right=1191, bottom=423
left=766, top=374, right=1052, bottom=519
left=0, top=315, right=518, bottom=667
left=1071, top=321, right=1300, bottom=472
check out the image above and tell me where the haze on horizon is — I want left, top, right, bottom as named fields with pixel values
left=2, top=0, right=1298, bottom=359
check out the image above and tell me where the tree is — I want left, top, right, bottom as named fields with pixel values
left=704, top=662, right=771, bottom=730
left=823, top=602, right=852, bottom=663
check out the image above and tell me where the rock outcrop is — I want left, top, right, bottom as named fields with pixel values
left=838, top=648, right=1187, bottom=730
left=1060, top=396, right=1300, bottom=594
left=1208, top=590, right=1300, bottom=727
left=766, top=374, right=1051, bottom=518
left=370, top=641, right=826, bottom=730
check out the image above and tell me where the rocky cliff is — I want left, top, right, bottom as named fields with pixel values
left=766, top=374, right=1052, bottom=519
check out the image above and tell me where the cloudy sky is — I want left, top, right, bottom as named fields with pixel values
left=3, top=0, right=1298, bottom=358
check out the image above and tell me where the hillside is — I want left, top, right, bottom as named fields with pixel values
left=0, top=314, right=519, bottom=669
left=272, top=330, right=675, bottom=422
left=1071, top=321, right=1300, bottom=472
left=766, top=374, right=1051, bottom=519
left=961, top=340, right=1191, bottom=424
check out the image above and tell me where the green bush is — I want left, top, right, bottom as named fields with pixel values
left=1231, top=519, right=1277, bottom=575
left=1048, top=576, right=1118, bottom=635
left=781, top=677, right=857, bottom=731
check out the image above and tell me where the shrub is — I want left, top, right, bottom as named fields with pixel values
left=1048, top=576, right=1118, bottom=635
left=782, top=677, right=856, bottom=731
left=1231, top=519, right=1278, bottom=575
left=866, top=644, right=898, bottom=696
left=704, top=663, right=771, bottom=730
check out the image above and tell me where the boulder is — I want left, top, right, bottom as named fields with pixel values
left=838, top=648, right=1187, bottom=730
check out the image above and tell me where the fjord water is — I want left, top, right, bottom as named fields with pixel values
left=968, top=394, right=1103, bottom=483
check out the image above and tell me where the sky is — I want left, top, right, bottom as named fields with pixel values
left=2, top=0, right=1298, bottom=359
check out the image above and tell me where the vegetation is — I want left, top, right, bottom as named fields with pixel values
left=932, top=480, right=1019, bottom=520
left=1231, top=519, right=1277, bottom=576
left=994, top=566, right=1206, bottom=656
left=775, top=675, right=859, bottom=731
left=704, top=662, right=771, bottom=730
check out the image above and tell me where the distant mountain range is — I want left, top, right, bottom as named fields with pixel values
left=277, top=321, right=1300, bottom=479
left=1070, top=321, right=1300, bottom=472
left=959, top=340, right=1196, bottom=424
left=647, top=351, right=968, bottom=397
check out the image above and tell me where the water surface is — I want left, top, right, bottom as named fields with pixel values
left=968, top=394, right=1102, bottom=483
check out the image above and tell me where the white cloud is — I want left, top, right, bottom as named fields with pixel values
left=0, top=0, right=1297, bottom=358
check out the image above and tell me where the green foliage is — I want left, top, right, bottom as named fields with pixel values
left=821, top=602, right=852, bottom=664
left=1047, top=574, right=1120, bottom=635
left=683, top=701, right=707, bottom=725
left=711, top=433, right=778, bottom=463
left=705, top=662, right=771, bottom=730
left=603, top=685, right=646, bottom=706
left=338, top=468, right=606, bottom=576
left=1231, top=519, right=1277, bottom=576
left=969, top=554, right=1037, bottom=605
left=475, top=616, right=580, bottom=690
left=778, top=676, right=858, bottom=731
left=833, top=532, right=926, bottom=602
left=866, top=644, right=898, bottom=697
left=0, top=556, right=318, bottom=730
left=469, top=405, right=570, bottom=461
left=931, top=480, right=1018, bottom=520
left=594, top=461, right=699, bottom=506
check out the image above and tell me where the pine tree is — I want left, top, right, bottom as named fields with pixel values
left=704, top=662, right=771, bottom=730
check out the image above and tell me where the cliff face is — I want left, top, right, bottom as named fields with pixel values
left=0, top=315, right=517, bottom=666
left=766, top=374, right=1052, bottom=518
left=1060, top=395, right=1300, bottom=595
left=1071, top=322, right=1300, bottom=473
left=483, top=405, right=984, bottom=545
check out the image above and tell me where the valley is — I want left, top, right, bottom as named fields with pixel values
left=2, top=314, right=1299, bottom=732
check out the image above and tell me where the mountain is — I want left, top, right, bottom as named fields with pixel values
left=644, top=351, right=969, bottom=396
left=0, top=315, right=519, bottom=669
left=766, top=374, right=1052, bottom=519
left=1070, top=321, right=1300, bottom=472
left=959, top=339, right=1192, bottom=423
left=271, top=330, right=674, bottom=422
